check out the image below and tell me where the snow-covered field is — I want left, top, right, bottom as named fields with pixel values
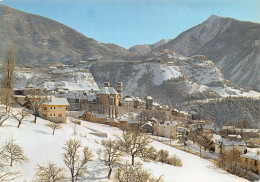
left=0, top=107, right=247, bottom=182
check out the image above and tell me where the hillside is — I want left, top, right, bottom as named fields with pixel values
left=0, top=106, right=247, bottom=182
left=155, top=15, right=260, bottom=92
left=180, top=97, right=260, bottom=127
left=0, top=4, right=133, bottom=64
left=128, top=39, right=171, bottom=55
left=14, top=49, right=260, bottom=125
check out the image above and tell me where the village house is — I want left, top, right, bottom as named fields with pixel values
left=121, top=96, right=145, bottom=109
left=39, top=97, right=69, bottom=123
left=56, top=90, right=97, bottom=111
left=154, top=120, right=178, bottom=139
left=241, top=151, right=260, bottom=175
left=215, top=138, right=246, bottom=154
left=235, top=129, right=260, bottom=145
left=121, top=96, right=135, bottom=108
left=141, top=121, right=153, bottom=133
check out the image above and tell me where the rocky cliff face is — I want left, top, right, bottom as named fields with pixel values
left=155, top=15, right=260, bottom=92
left=0, top=4, right=133, bottom=64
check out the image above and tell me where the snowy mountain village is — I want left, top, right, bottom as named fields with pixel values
left=0, top=1, right=260, bottom=181
left=0, top=73, right=257, bottom=181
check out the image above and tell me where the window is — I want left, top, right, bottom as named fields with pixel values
left=53, top=114, right=55, bottom=116
left=255, top=160, right=257, bottom=166
left=58, top=114, right=62, bottom=117
left=54, top=107, right=56, bottom=109
left=44, top=107, right=47, bottom=110
left=50, top=107, right=52, bottom=109
left=50, top=114, right=52, bottom=116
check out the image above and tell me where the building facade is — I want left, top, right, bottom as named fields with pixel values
left=39, top=97, right=69, bottom=123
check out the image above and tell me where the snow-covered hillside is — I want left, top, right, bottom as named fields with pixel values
left=14, top=67, right=99, bottom=91
left=0, top=107, right=247, bottom=182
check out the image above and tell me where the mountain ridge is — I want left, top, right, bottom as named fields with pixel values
left=153, top=15, right=260, bottom=92
left=0, top=3, right=134, bottom=64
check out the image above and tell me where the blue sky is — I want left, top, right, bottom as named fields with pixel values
left=1, top=0, right=259, bottom=48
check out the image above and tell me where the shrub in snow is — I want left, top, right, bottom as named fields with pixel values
left=157, top=149, right=169, bottom=164
left=34, top=162, right=67, bottom=182
left=167, top=155, right=182, bottom=167
left=141, top=146, right=158, bottom=162
left=113, top=162, right=164, bottom=182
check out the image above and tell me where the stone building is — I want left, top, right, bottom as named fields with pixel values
left=144, top=96, right=153, bottom=110
left=94, top=82, right=121, bottom=117
left=117, top=82, right=123, bottom=100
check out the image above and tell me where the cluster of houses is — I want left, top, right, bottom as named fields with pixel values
left=13, top=81, right=260, bottom=178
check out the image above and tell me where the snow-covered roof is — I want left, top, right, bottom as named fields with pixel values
left=212, top=134, right=222, bottom=142
left=216, top=138, right=245, bottom=146
left=145, top=96, right=153, bottom=100
left=149, top=117, right=158, bottom=122
left=141, top=121, right=153, bottom=128
left=153, top=102, right=161, bottom=106
left=42, top=97, right=69, bottom=106
left=228, top=135, right=242, bottom=139
left=124, top=97, right=135, bottom=102
left=55, top=90, right=96, bottom=101
left=241, top=152, right=260, bottom=161
left=234, top=129, right=259, bottom=133
left=127, top=120, right=140, bottom=124
left=97, top=87, right=118, bottom=95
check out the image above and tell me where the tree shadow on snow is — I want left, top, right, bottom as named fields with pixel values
left=82, top=160, right=109, bottom=181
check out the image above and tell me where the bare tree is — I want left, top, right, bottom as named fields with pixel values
left=97, top=139, right=122, bottom=179
left=34, top=162, right=67, bottom=182
left=113, top=162, right=164, bottom=182
left=46, top=122, right=62, bottom=135
left=0, top=110, right=9, bottom=127
left=11, top=108, right=29, bottom=128
left=1, top=139, right=28, bottom=167
left=116, top=128, right=151, bottom=166
left=26, top=89, right=47, bottom=123
left=217, top=148, right=245, bottom=175
left=0, top=171, right=19, bottom=182
left=0, top=46, right=16, bottom=111
left=63, top=139, right=93, bottom=182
